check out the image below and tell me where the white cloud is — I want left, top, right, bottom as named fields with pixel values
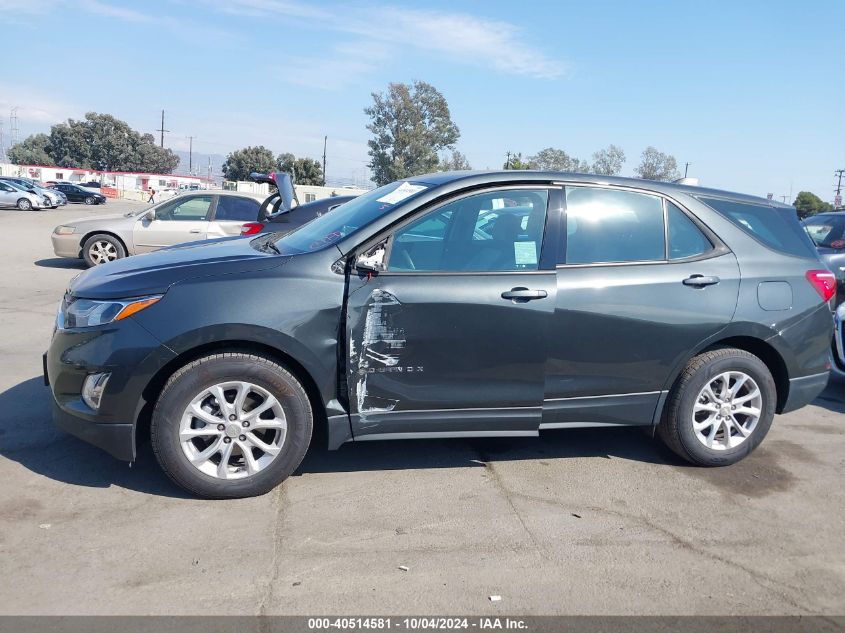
left=210, top=0, right=566, bottom=81
left=275, top=41, right=390, bottom=90
left=0, top=83, right=80, bottom=125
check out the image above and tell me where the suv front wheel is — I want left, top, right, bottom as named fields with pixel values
left=151, top=352, right=313, bottom=499
left=658, top=348, right=776, bottom=466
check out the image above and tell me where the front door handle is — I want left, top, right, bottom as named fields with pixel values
left=188, top=229, right=202, bottom=234
left=683, top=274, right=720, bottom=287
left=501, top=287, right=548, bottom=302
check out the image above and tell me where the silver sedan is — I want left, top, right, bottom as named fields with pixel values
left=52, top=190, right=268, bottom=266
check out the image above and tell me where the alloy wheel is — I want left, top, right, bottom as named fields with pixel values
left=692, top=371, right=762, bottom=451
left=179, top=381, right=287, bottom=480
left=88, top=240, right=119, bottom=264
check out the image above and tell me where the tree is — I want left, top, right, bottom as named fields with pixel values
left=277, top=153, right=323, bottom=185
left=634, top=146, right=680, bottom=181
left=9, top=112, right=179, bottom=173
left=793, top=191, right=833, bottom=219
left=528, top=147, right=589, bottom=172
left=222, top=145, right=277, bottom=181
left=7, top=133, right=51, bottom=166
left=439, top=150, right=472, bottom=171
left=365, top=80, right=460, bottom=186
left=504, top=152, right=533, bottom=170
left=591, top=144, right=626, bottom=176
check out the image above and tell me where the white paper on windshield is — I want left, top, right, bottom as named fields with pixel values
left=376, top=182, right=427, bottom=205
left=514, top=241, right=537, bottom=266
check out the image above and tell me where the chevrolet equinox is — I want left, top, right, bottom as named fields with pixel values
left=45, top=171, right=834, bottom=498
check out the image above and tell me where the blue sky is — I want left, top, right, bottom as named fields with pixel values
left=1, top=0, right=842, bottom=199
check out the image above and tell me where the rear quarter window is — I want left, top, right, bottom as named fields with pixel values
left=697, top=196, right=816, bottom=258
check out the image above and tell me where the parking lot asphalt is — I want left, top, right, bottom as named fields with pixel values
left=0, top=199, right=843, bottom=616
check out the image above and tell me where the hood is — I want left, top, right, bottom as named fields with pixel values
left=63, top=213, right=136, bottom=230
left=69, top=236, right=289, bottom=299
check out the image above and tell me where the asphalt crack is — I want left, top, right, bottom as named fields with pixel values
left=258, top=483, right=287, bottom=620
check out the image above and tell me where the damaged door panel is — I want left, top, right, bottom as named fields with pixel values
left=345, top=273, right=556, bottom=439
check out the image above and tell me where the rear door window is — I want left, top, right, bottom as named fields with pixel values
left=215, top=196, right=260, bottom=221
left=698, top=196, right=816, bottom=258
left=667, top=202, right=713, bottom=259
left=564, top=187, right=665, bottom=264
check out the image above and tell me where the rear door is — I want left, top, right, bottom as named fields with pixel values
left=543, top=185, right=740, bottom=428
left=132, top=194, right=213, bottom=252
left=207, top=195, right=261, bottom=238
left=345, top=186, right=558, bottom=439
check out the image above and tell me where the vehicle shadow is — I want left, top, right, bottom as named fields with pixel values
left=0, top=377, right=191, bottom=498
left=6, top=374, right=844, bottom=497
left=808, top=375, right=845, bottom=414
left=34, top=258, right=86, bottom=270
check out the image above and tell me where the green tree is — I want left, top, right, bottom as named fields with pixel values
left=7, top=133, right=52, bottom=166
left=222, top=145, right=277, bottom=181
left=793, top=191, right=833, bottom=219
left=276, top=153, right=323, bottom=185
left=528, top=147, right=588, bottom=172
left=591, top=144, right=626, bottom=176
left=439, top=149, right=472, bottom=171
left=365, top=80, right=460, bottom=186
left=504, top=152, right=534, bottom=169
left=634, top=146, right=679, bottom=181
left=11, top=113, right=178, bottom=173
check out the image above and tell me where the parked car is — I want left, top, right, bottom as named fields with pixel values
left=802, top=212, right=845, bottom=306
left=52, top=190, right=269, bottom=266
left=0, top=179, right=50, bottom=210
left=0, top=176, right=66, bottom=208
left=50, top=182, right=107, bottom=205
left=248, top=194, right=356, bottom=235
left=45, top=171, right=834, bottom=499
left=78, top=180, right=102, bottom=189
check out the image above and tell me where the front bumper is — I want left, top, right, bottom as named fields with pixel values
left=51, top=232, right=82, bottom=258
left=46, top=314, right=176, bottom=461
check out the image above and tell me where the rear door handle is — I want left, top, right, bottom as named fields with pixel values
left=683, top=274, right=720, bottom=287
left=188, top=229, right=202, bottom=234
left=501, top=287, right=548, bottom=302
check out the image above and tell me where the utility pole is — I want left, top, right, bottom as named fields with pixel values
left=505, top=151, right=512, bottom=169
left=207, top=156, right=212, bottom=186
left=187, top=136, right=195, bottom=174
left=0, top=120, right=6, bottom=163
left=684, top=162, right=691, bottom=178
left=156, top=110, right=169, bottom=148
left=9, top=107, right=19, bottom=147
left=322, top=135, right=327, bottom=186
left=780, top=195, right=789, bottom=203
left=835, top=169, right=844, bottom=210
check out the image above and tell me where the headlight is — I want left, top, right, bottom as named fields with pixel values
left=54, top=225, right=76, bottom=235
left=59, top=295, right=162, bottom=328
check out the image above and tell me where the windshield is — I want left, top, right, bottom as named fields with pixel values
left=272, top=181, right=429, bottom=253
left=803, top=215, right=845, bottom=248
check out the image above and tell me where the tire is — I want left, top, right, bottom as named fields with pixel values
left=657, top=347, right=776, bottom=466
left=16, top=198, right=32, bottom=211
left=84, top=196, right=95, bottom=205
left=151, top=352, right=313, bottom=499
left=82, top=234, right=126, bottom=267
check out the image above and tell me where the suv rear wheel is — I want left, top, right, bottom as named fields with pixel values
left=658, top=348, right=776, bottom=466
left=151, top=352, right=313, bottom=499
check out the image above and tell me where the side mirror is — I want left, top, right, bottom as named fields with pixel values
left=355, top=244, right=386, bottom=273
left=145, top=209, right=156, bottom=221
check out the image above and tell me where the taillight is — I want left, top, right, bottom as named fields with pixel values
left=805, top=269, right=836, bottom=302
left=240, top=222, right=263, bottom=235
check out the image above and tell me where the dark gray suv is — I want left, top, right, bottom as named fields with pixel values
left=45, top=171, right=834, bottom=499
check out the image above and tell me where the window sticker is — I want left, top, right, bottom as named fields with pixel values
left=514, top=241, right=537, bottom=266
left=376, top=182, right=427, bottom=205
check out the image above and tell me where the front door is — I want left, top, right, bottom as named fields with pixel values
left=133, top=194, right=213, bottom=252
left=346, top=187, right=557, bottom=440
left=0, top=182, right=18, bottom=207
left=543, top=185, right=741, bottom=427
